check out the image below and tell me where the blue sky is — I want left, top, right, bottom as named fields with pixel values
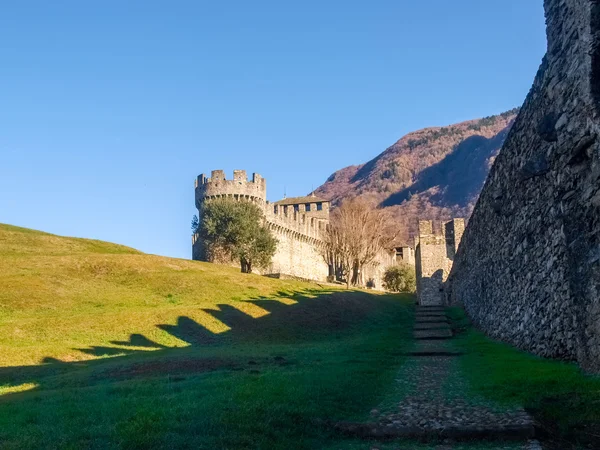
left=0, top=1, right=546, bottom=259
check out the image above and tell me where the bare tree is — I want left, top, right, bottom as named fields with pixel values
left=322, top=197, right=396, bottom=288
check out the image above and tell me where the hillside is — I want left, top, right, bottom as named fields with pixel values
left=0, top=223, right=414, bottom=448
left=315, top=109, right=519, bottom=242
left=1, top=225, right=598, bottom=448
left=0, top=223, right=386, bottom=367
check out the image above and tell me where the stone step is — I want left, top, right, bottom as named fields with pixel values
left=336, top=400, right=534, bottom=442
left=415, top=311, right=447, bottom=316
left=405, top=350, right=463, bottom=357
left=414, top=320, right=449, bottom=325
left=413, top=323, right=451, bottom=331
left=415, top=314, right=448, bottom=320
left=334, top=420, right=535, bottom=442
left=415, top=317, right=449, bottom=324
left=414, top=329, right=453, bottom=340
left=415, top=306, right=446, bottom=312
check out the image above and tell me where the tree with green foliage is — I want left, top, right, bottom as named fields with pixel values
left=196, top=199, right=277, bottom=273
left=383, top=263, right=416, bottom=293
left=191, top=215, right=199, bottom=234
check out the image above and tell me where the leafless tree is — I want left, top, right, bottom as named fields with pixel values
left=322, top=197, right=396, bottom=288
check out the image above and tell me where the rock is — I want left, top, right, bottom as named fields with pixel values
left=538, top=112, right=560, bottom=142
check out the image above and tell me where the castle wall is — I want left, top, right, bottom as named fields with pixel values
left=415, top=219, right=463, bottom=306
left=447, top=0, right=600, bottom=372
left=362, top=249, right=396, bottom=290
left=266, top=223, right=329, bottom=281
left=193, top=170, right=331, bottom=282
left=193, top=169, right=405, bottom=286
left=396, top=246, right=416, bottom=266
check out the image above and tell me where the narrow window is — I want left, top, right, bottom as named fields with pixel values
left=294, top=205, right=299, bottom=212
left=305, top=203, right=311, bottom=212
left=316, top=202, right=323, bottom=211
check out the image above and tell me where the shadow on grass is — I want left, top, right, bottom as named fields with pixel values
left=0, top=288, right=409, bottom=399
left=448, top=307, right=600, bottom=450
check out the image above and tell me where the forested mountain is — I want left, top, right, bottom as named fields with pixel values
left=314, top=109, right=519, bottom=243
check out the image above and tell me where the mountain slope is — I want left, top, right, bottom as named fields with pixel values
left=315, top=109, right=519, bottom=242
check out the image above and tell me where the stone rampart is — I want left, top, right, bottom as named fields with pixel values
left=447, top=0, right=600, bottom=372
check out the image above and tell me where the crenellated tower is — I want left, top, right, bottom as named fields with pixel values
left=193, top=170, right=267, bottom=261
left=195, top=169, right=267, bottom=211
left=414, top=218, right=465, bottom=306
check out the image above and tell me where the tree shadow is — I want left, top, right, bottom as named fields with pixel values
left=0, top=288, right=399, bottom=398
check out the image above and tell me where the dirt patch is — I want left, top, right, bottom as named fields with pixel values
left=103, top=357, right=239, bottom=379
left=102, top=355, right=295, bottom=380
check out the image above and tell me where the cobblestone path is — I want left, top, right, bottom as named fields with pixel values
left=338, top=306, right=543, bottom=449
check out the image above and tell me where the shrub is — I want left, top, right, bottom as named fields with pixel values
left=383, top=263, right=416, bottom=293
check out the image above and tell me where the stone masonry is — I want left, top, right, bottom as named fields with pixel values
left=447, top=0, right=600, bottom=372
left=193, top=170, right=409, bottom=286
left=415, top=219, right=464, bottom=306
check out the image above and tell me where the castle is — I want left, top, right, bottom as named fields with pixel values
left=193, top=169, right=414, bottom=286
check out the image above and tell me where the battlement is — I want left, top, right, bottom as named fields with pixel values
left=265, top=206, right=328, bottom=243
left=195, top=170, right=266, bottom=188
left=195, top=169, right=267, bottom=208
left=418, top=219, right=464, bottom=250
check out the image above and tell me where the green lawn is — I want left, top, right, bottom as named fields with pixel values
left=448, top=307, right=600, bottom=449
left=5, top=223, right=600, bottom=449
left=0, top=224, right=415, bottom=449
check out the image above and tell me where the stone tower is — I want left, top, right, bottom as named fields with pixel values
left=415, top=218, right=464, bottom=306
left=193, top=170, right=267, bottom=260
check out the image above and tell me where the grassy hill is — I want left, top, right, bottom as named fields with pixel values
left=0, top=224, right=415, bottom=449
left=2, top=224, right=600, bottom=449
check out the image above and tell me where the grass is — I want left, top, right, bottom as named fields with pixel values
left=5, top=223, right=599, bottom=449
left=0, top=223, right=416, bottom=449
left=448, top=307, right=600, bottom=449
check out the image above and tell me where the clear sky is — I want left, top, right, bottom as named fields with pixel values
left=0, top=1, right=546, bottom=259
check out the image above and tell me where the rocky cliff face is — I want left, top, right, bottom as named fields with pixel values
left=447, top=0, right=600, bottom=373
left=315, top=110, right=518, bottom=243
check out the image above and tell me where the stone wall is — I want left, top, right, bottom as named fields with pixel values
left=266, top=224, right=329, bottom=281
left=363, top=248, right=397, bottom=290
left=447, top=0, right=600, bottom=372
left=415, top=219, right=464, bottom=306
left=397, top=246, right=416, bottom=266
